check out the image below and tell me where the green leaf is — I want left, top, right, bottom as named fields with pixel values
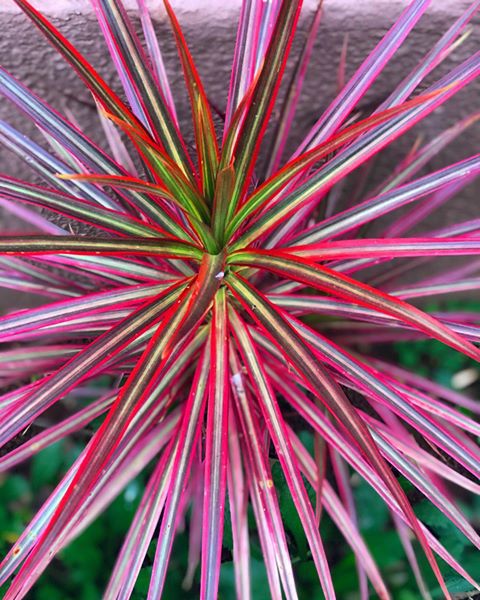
left=0, top=475, right=30, bottom=504
left=219, top=559, right=271, bottom=600
left=271, top=461, right=311, bottom=560
left=13, top=0, right=148, bottom=136
left=30, top=441, right=65, bottom=491
left=415, top=502, right=467, bottom=560
left=355, top=480, right=390, bottom=532
left=132, top=566, right=153, bottom=599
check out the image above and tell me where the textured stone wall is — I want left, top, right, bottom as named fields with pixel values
left=0, top=0, right=479, bottom=230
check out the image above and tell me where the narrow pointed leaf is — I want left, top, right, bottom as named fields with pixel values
left=223, top=0, right=303, bottom=221
left=292, top=154, right=480, bottom=245
left=148, top=348, right=210, bottom=597
left=229, top=250, right=480, bottom=361
left=295, top=0, right=432, bottom=154
left=0, top=177, right=165, bottom=238
left=229, top=345, right=299, bottom=600
left=228, top=88, right=448, bottom=239
left=12, top=0, right=149, bottom=134
left=0, top=236, right=203, bottom=259
left=230, top=307, right=336, bottom=599
left=226, top=274, right=451, bottom=597
left=200, top=288, right=229, bottom=600
left=90, top=0, right=193, bottom=175
left=163, top=0, right=219, bottom=199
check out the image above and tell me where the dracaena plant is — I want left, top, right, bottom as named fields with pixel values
left=1, top=0, right=480, bottom=597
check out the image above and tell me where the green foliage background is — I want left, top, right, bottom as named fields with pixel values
left=1, top=302, right=479, bottom=599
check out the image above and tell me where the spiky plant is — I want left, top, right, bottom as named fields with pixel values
left=1, top=0, right=480, bottom=597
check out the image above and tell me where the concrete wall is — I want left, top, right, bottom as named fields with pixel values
left=0, top=0, right=479, bottom=229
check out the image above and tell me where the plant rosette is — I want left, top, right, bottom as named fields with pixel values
left=0, top=1, right=480, bottom=598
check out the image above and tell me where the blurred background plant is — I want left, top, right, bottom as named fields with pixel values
left=1, top=304, right=479, bottom=599
left=0, top=298, right=479, bottom=597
